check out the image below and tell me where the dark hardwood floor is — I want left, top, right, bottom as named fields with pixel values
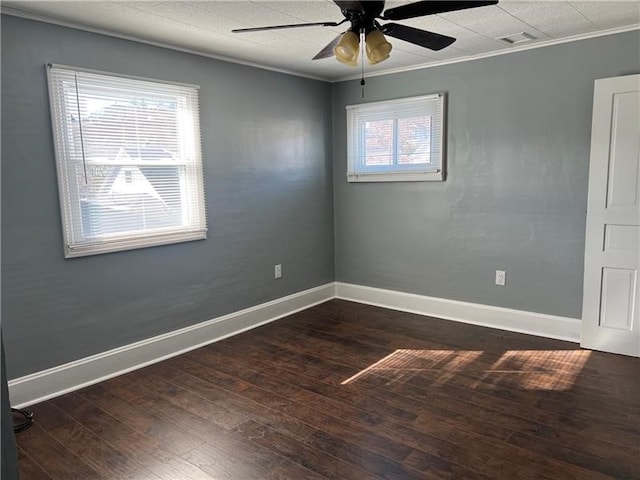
left=15, top=299, right=640, bottom=479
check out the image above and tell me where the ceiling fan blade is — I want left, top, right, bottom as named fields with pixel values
left=382, top=1, right=498, bottom=21
left=312, top=34, right=343, bottom=60
left=232, top=21, right=342, bottom=33
left=381, top=23, right=456, bottom=51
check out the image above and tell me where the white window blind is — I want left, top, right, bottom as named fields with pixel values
left=47, top=64, right=206, bottom=257
left=346, top=93, right=445, bottom=182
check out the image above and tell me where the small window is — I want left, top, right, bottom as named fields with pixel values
left=47, top=65, right=207, bottom=258
left=346, top=93, right=445, bottom=182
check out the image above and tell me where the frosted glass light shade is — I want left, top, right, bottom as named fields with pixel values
left=334, top=31, right=359, bottom=66
left=366, top=30, right=392, bottom=65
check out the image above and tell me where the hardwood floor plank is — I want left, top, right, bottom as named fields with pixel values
left=305, top=428, right=457, bottom=480
left=189, top=315, right=638, bottom=478
left=16, top=300, right=639, bottom=480
left=181, top=335, right=527, bottom=477
left=218, top=335, right=517, bottom=442
left=264, top=319, right=640, bottom=415
left=402, top=449, right=495, bottom=480
left=147, top=359, right=317, bottom=441
left=534, top=394, right=640, bottom=426
left=16, top=423, right=105, bottom=480
left=507, top=430, right=640, bottom=479
left=79, top=382, right=204, bottom=456
left=47, top=393, right=216, bottom=480
left=234, top=420, right=382, bottom=480
left=286, top=303, right=638, bottom=385
left=394, top=420, right=616, bottom=480
left=16, top=448, right=54, bottom=480
left=262, top=308, right=637, bottom=450
left=265, top=459, right=330, bottom=480
left=26, top=402, right=161, bottom=480
left=179, top=433, right=287, bottom=479
left=176, top=350, right=414, bottom=464
left=467, top=387, right=639, bottom=444
left=481, top=457, right=563, bottom=480
left=105, top=379, right=236, bottom=445
left=129, top=372, right=250, bottom=430
left=184, top=337, right=492, bottom=467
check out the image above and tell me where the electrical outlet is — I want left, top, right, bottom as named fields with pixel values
left=274, top=264, right=282, bottom=279
left=495, top=270, right=506, bottom=286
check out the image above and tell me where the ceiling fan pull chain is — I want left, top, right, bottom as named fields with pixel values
left=360, top=29, right=366, bottom=98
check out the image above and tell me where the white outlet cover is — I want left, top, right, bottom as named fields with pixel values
left=495, top=270, right=506, bottom=286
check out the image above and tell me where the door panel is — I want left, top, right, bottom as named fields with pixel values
left=606, top=93, right=640, bottom=207
left=599, top=268, right=636, bottom=331
left=604, top=225, right=639, bottom=252
left=582, top=75, right=640, bottom=357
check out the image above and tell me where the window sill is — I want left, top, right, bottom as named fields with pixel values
left=347, top=170, right=444, bottom=183
left=64, top=229, right=207, bottom=258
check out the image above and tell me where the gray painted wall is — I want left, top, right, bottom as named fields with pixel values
left=1, top=15, right=334, bottom=379
left=333, top=31, right=640, bottom=319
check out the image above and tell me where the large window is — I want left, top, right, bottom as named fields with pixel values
left=47, top=65, right=206, bottom=258
left=346, top=93, right=445, bottom=182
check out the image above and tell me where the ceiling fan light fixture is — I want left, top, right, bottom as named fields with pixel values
left=365, top=29, right=392, bottom=65
left=334, top=30, right=360, bottom=66
left=233, top=1, right=501, bottom=67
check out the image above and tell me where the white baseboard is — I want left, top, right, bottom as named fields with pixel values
left=335, top=282, right=581, bottom=343
left=9, top=281, right=581, bottom=407
left=8, top=283, right=336, bottom=408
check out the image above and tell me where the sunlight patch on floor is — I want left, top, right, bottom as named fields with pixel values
left=476, top=349, right=592, bottom=391
left=340, top=349, right=483, bottom=385
left=340, top=349, right=591, bottom=391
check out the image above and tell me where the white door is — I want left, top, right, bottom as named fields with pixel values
left=582, top=74, right=640, bottom=357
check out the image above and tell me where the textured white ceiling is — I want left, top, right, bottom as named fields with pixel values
left=3, top=1, right=639, bottom=80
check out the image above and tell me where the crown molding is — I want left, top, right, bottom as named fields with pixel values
left=2, top=7, right=638, bottom=84
left=336, top=24, right=640, bottom=82
left=0, top=7, right=331, bottom=82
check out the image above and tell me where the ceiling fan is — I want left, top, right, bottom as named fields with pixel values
left=232, top=1, right=498, bottom=66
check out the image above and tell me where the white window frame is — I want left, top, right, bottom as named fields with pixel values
left=47, top=64, right=207, bottom=258
left=346, top=93, right=446, bottom=182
